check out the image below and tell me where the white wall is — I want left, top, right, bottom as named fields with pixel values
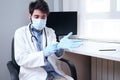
left=0, top=0, right=56, bottom=80
left=62, top=0, right=84, bottom=36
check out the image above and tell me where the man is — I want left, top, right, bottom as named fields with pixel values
left=14, top=0, right=83, bottom=80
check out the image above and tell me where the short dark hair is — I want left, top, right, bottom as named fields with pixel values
left=29, top=0, right=49, bottom=15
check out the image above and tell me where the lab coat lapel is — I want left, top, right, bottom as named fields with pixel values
left=26, top=24, right=38, bottom=51
left=42, top=27, right=49, bottom=49
left=42, top=27, right=53, bottom=48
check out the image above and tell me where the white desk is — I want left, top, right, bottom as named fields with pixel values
left=66, top=40, right=120, bottom=80
left=68, top=40, right=120, bottom=62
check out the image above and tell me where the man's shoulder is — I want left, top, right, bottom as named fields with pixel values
left=15, top=25, right=29, bottom=33
left=45, top=26, right=55, bottom=32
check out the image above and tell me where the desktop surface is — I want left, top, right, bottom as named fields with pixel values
left=67, top=39, right=120, bottom=62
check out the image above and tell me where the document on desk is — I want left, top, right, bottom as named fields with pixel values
left=99, top=49, right=116, bottom=51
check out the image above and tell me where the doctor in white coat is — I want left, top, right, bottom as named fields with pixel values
left=14, top=0, right=83, bottom=80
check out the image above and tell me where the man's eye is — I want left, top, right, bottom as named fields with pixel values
left=34, top=16, right=39, bottom=19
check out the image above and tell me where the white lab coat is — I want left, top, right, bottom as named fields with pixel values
left=14, top=24, right=73, bottom=80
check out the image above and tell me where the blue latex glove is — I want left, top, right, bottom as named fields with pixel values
left=57, top=32, right=83, bottom=50
left=43, top=44, right=57, bottom=57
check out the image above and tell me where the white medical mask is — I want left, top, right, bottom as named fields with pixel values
left=32, top=18, right=46, bottom=30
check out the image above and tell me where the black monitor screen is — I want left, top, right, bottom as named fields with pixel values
left=46, top=11, right=77, bottom=36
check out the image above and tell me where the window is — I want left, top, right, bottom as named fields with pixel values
left=86, top=0, right=110, bottom=13
left=80, top=0, right=120, bottom=42
left=117, top=0, right=120, bottom=11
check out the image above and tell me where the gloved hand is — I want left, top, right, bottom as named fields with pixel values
left=57, top=32, right=83, bottom=50
left=43, top=44, right=57, bottom=57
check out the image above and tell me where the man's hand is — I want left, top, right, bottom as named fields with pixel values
left=57, top=32, right=83, bottom=50
left=43, top=44, right=57, bottom=57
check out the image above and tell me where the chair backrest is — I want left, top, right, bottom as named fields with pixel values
left=11, top=38, right=20, bottom=72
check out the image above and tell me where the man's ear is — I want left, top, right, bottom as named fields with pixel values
left=29, top=13, right=32, bottom=18
left=29, top=14, right=32, bottom=22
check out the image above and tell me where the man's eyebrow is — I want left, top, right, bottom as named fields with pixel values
left=34, top=15, right=39, bottom=16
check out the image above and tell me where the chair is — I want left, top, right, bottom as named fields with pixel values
left=7, top=38, right=77, bottom=80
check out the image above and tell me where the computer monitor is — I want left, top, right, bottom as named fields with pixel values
left=46, top=11, right=77, bottom=36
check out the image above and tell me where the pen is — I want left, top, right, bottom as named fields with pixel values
left=99, top=49, right=116, bottom=51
